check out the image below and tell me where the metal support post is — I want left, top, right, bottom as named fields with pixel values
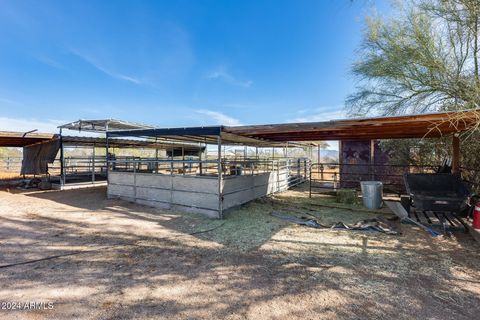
left=217, top=136, right=223, bottom=219
left=105, top=123, right=109, bottom=179
left=92, top=143, right=96, bottom=183
left=59, top=128, right=65, bottom=188
left=182, top=147, right=185, bottom=175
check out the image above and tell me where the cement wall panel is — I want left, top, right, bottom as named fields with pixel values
left=109, top=172, right=134, bottom=185
left=136, top=187, right=171, bottom=202
left=171, top=190, right=219, bottom=210
left=172, top=175, right=218, bottom=194
left=135, top=174, right=172, bottom=188
left=108, top=184, right=134, bottom=197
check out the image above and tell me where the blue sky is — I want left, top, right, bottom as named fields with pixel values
left=0, top=0, right=391, bottom=133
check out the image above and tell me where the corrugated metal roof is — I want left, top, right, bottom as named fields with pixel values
left=108, top=126, right=314, bottom=147
left=62, top=136, right=205, bottom=151
left=108, top=110, right=479, bottom=144
left=224, top=110, right=479, bottom=141
left=58, top=119, right=154, bottom=132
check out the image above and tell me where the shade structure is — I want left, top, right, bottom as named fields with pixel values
left=0, top=131, right=57, bottom=147
left=108, top=110, right=479, bottom=144
left=225, top=110, right=480, bottom=141
left=58, top=119, right=154, bottom=132
left=61, top=136, right=205, bottom=152
left=108, top=126, right=314, bottom=147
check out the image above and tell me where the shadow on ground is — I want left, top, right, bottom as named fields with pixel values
left=0, top=186, right=479, bottom=319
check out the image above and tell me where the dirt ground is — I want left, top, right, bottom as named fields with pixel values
left=0, top=172, right=23, bottom=180
left=0, top=186, right=479, bottom=320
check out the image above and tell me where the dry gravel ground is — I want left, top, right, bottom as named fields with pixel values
left=0, top=186, right=479, bottom=320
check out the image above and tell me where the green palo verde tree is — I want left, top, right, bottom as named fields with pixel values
left=346, top=0, right=480, bottom=169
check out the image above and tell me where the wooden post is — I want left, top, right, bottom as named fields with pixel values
left=370, top=139, right=375, bottom=180
left=452, top=135, right=460, bottom=174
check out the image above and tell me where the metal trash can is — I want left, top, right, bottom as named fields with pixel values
left=360, top=181, right=383, bottom=209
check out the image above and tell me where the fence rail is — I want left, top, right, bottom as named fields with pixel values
left=309, top=162, right=440, bottom=197
left=108, top=157, right=310, bottom=181
left=0, top=157, right=22, bottom=172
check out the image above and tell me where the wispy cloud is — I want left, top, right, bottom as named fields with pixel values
left=0, top=97, right=21, bottom=105
left=68, top=47, right=142, bottom=85
left=0, top=117, right=64, bottom=133
left=34, top=55, right=66, bottom=70
left=195, top=109, right=242, bottom=126
left=206, top=68, right=252, bottom=88
left=289, top=107, right=346, bottom=123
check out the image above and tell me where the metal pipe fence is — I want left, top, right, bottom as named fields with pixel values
left=309, top=162, right=439, bottom=197
left=49, top=156, right=107, bottom=176
left=0, top=157, right=22, bottom=172
left=107, top=157, right=310, bottom=184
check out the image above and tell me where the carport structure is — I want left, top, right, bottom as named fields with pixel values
left=56, top=119, right=206, bottom=189
left=225, top=109, right=479, bottom=174
left=107, top=126, right=314, bottom=218
left=0, top=131, right=57, bottom=147
left=0, top=131, right=58, bottom=180
left=106, top=110, right=478, bottom=218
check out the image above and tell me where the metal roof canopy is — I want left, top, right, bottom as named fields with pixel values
left=108, top=126, right=313, bottom=147
left=224, top=110, right=480, bottom=141
left=58, top=119, right=154, bottom=132
left=62, top=136, right=205, bottom=151
left=107, top=110, right=478, bottom=145
left=0, top=131, right=57, bottom=147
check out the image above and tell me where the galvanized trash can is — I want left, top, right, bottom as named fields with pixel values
left=360, top=181, right=383, bottom=209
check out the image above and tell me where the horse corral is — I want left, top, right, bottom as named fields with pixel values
left=1, top=111, right=480, bottom=319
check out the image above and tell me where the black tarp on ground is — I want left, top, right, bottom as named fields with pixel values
left=21, top=139, right=60, bottom=175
